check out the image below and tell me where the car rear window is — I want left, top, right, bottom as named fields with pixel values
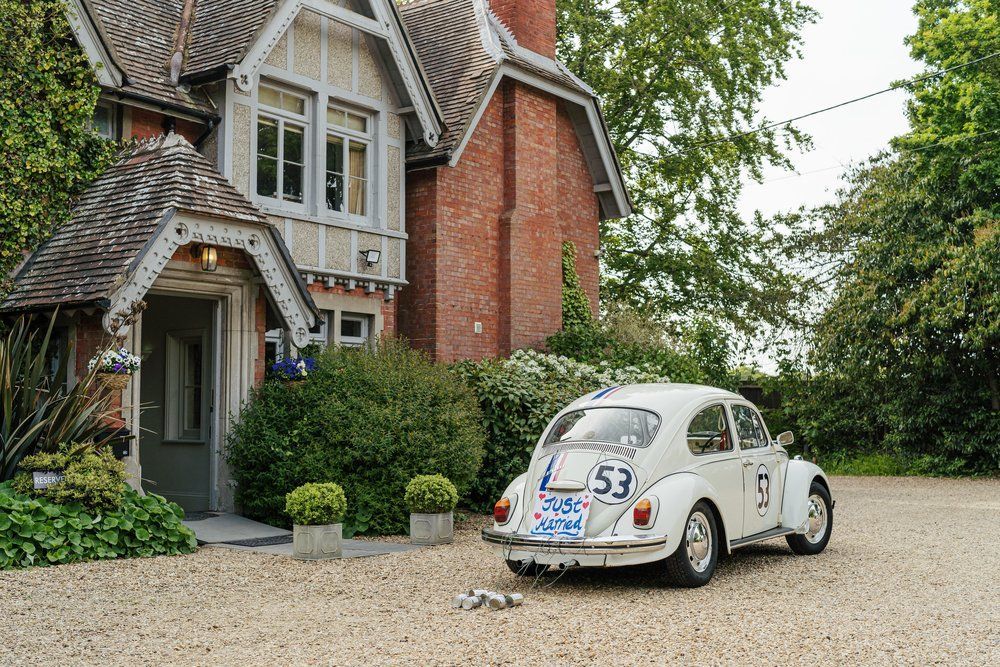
left=544, top=408, right=661, bottom=448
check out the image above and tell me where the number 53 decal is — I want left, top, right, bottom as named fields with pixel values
left=586, top=459, right=637, bottom=505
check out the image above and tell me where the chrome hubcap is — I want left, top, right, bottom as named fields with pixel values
left=686, top=511, right=712, bottom=572
left=805, top=494, right=828, bottom=544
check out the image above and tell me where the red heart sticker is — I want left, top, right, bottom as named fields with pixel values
left=538, top=492, right=546, bottom=499
left=582, top=502, right=590, bottom=509
left=533, top=512, right=542, bottom=520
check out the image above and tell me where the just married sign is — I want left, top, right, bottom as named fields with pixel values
left=528, top=491, right=592, bottom=539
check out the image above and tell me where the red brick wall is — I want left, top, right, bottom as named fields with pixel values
left=489, top=0, right=556, bottom=57
left=556, top=104, right=601, bottom=315
left=128, top=107, right=203, bottom=143
left=74, top=313, right=124, bottom=425
left=400, top=80, right=602, bottom=362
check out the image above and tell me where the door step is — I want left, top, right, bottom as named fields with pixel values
left=729, top=526, right=797, bottom=549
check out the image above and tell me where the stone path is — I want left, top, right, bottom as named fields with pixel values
left=182, top=512, right=419, bottom=558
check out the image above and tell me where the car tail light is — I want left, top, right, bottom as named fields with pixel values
left=633, top=498, right=652, bottom=527
left=494, top=498, right=511, bottom=524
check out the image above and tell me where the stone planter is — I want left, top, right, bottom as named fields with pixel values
left=409, top=512, right=454, bottom=545
left=292, top=523, right=343, bottom=560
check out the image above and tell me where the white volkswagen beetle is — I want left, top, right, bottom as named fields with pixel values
left=482, top=384, right=833, bottom=587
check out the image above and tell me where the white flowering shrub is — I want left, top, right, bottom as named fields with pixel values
left=453, top=349, right=669, bottom=511
left=87, top=347, right=141, bottom=375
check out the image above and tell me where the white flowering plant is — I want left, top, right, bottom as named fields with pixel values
left=453, top=349, right=669, bottom=511
left=88, top=347, right=141, bottom=375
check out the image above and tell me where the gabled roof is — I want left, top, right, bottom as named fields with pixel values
left=185, top=0, right=279, bottom=80
left=399, top=0, right=631, bottom=219
left=1, top=135, right=289, bottom=313
left=85, top=0, right=217, bottom=115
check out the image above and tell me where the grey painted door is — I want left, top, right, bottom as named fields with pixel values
left=140, top=294, right=215, bottom=511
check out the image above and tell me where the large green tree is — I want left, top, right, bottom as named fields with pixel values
left=557, top=0, right=816, bottom=333
left=784, top=0, right=1000, bottom=472
left=0, top=0, right=112, bottom=292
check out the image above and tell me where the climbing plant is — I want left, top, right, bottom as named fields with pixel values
left=561, top=241, right=592, bottom=329
left=0, top=0, right=114, bottom=293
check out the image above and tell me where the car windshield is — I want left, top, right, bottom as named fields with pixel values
left=544, top=408, right=660, bottom=448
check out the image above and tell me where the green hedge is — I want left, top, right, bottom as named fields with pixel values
left=0, top=482, right=196, bottom=569
left=226, top=340, right=486, bottom=535
left=453, top=349, right=669, bottom=512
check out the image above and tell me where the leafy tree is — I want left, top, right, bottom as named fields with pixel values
left=783, top=0, right=1000, bottom=473
left=556, top=0, right=816, bottom=333
left=0, top=0, right=113, bottom=292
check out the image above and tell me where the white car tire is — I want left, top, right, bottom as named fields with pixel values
left=663, top=501, right=719, bottom=587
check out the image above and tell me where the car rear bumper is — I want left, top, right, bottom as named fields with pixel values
left=481, top=528, right=668, bottom=555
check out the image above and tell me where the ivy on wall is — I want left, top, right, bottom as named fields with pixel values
left=561, top=240, right=592, bottom=329
left=0, top=0, right=113, bottom=293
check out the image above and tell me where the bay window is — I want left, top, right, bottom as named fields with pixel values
left=256, top=84, right=308, bottom=205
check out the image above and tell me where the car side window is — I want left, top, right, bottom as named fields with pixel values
left=732, top=404, right=766, bottom=450
left=686, top=405, right=732, bottom=455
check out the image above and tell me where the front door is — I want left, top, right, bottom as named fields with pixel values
left=140, top=294, right=216, bottom=511
left=731, top=403, right=779, bottom=537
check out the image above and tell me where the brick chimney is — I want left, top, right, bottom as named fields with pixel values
left=489, top=0, right=556, bottom=58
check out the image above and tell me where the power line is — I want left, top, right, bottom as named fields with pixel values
left=641, top=50, right=1000, bottom=157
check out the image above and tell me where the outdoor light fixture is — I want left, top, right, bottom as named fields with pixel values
left=360, top=249, right=381, bottom=266
left=194, top=244, right=218, bottom=272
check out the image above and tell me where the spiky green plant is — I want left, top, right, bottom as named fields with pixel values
left=0, top=315, right=118, bottom=481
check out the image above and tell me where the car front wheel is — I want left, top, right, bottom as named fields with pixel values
left=663, top=501, right=718, bottom=587
left=785, top=481, right=833, bottom=555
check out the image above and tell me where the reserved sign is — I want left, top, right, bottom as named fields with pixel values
left=529, top=491, right=592, bottom=539
left=32, top=471, right=65, bottom=490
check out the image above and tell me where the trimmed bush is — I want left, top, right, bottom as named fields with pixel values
left=405, top=474, right=458, bottom=514
left=285, top=482, right=347, bottom=525
left=453, top=349, right=669, bottom=511
left=0, top=481, right=197, bottom=569
left=227, top=339, right=486, bottom=535
left=12, top=444, right=125, bottom=510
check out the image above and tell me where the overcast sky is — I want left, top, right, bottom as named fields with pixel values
left=734, top=1, right=920, bottom=370
left=738, top=0, right=921, bottom=220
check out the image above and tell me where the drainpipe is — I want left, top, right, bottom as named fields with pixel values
left=169, top=0, right=197, bottom=86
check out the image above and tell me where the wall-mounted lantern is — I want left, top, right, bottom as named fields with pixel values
left=191, top=244, right=218, bottom=272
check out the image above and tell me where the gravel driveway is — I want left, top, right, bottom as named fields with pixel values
left=2, top=476, right=997, bottom=666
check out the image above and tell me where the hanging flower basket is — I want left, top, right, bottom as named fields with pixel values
left=89, top=347, right=141, bottom=392
left=97, top=372, right=132, bottom=391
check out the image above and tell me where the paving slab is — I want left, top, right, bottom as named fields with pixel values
left=184, top=513, right=419, bottom=559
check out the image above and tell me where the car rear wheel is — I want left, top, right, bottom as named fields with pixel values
left=663, top=501, right=718, bottom=587
left=786, top=481, right=833, bottom=555
left=506, top=559, right=549, bottom=577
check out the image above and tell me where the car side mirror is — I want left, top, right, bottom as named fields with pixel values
left=776, top=431, right=794, bottom=446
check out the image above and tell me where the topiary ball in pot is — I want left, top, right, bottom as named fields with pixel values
left=405, top=474, right=457, bottom=546
left=285, top=482, right=346, bottom=560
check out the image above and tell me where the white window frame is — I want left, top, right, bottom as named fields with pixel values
left=164, top=329, right=210, bottom=443
left=254, top=82, right=310, bottom=212
left=93, top=101, right=116, bottom=140
left=325, top=102, right=373, bottom=225
left=338, top=313, right=370, bottom=347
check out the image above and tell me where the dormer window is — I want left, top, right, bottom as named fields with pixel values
left=92, top=102, right=117, bottom=140
left=326, top=105, right=371, bottom=219
left=256, top=84, right=309, bottom=205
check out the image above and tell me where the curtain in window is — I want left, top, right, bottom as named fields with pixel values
left=348, top=142, right=366, bottom=215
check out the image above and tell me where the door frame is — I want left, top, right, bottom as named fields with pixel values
left=126, top=260, right=260, bottom=512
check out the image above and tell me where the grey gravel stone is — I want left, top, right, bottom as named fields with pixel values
left=1, top=476, right=997, bottom=665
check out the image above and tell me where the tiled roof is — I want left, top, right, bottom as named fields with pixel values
left=88, top=0, right=216, bottom=115
left=185, top=0, right=280, bottom=80
left=1, top=135, right=268, bottom=312
left=399, top=0, right=593, bottom=162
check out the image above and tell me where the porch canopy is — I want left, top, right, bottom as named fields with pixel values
left=1, top=133, right=317, bottom=345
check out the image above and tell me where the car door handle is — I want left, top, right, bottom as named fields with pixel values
left=742, top=459, right=754, bottom=468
